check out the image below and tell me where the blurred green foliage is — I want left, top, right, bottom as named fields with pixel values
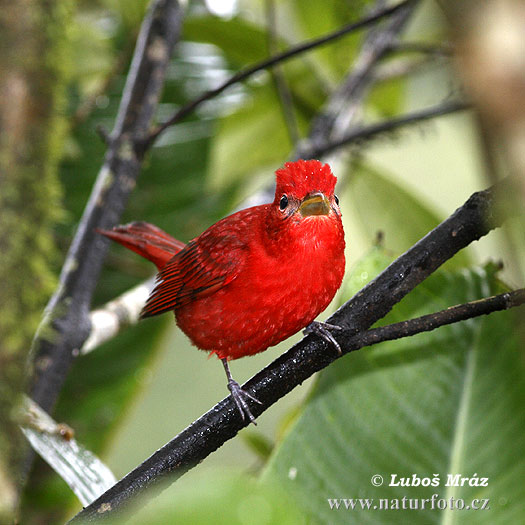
left=15, top=0, right=524, bottom=524
left=113, top=470, right=304, bottom=525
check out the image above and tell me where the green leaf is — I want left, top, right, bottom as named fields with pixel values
left=183, top=15, right=270, bottom=67
left=183, top=12, right=329, bottom=121
left=344, top=162, right=470, bottom=268
left=262, top=264, right=525, bottom=523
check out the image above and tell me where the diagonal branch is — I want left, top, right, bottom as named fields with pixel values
left=81, top=278, right=155, bottom=355
left=145, top=0, right=416, bottom=147
left=29, top=0, right=182, bottom=415
left=68, top=180, right=510, bottom=523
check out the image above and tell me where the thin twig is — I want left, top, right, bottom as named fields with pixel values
left=371, top=56, right=433, bottom=83
left=68, top=180, right=508, bottom=523
left=345, top=288, right=525, bottom=349
left=305, top=99, right=471, bottom=159
left=145, top=0, right=416, bottom=148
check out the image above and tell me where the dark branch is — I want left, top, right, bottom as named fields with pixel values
left=343, top=288, right=525, bottom=350
left=304, top=99, right=471, bottom=159
left=29, top=0, right=182, bottom=415
left=144, top=0, right=416, bottom=147
left=69, top=180, right=509, bottom=523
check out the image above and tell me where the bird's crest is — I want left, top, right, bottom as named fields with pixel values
left=274, top=159, right=337, bottom=201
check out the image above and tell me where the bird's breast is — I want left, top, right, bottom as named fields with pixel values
left=176, top=216, right=345, bottom=360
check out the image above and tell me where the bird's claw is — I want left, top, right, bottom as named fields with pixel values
left=304, top=320, right=343, bottom=355
left=227, top=379, right=262, bottom=425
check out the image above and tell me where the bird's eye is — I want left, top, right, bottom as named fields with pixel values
left=279, top=194, right=289, bottom=211
left=334, top=194, right=339, bottom=205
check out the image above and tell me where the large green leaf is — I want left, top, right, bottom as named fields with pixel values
left=183, top=15, right=270, bottom=68
left=262, top=262, right=525, bottom=523
left=343, top=162, right=471, bottom=269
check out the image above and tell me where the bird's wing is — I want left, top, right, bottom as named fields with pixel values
left=140, top=234, right=245, bottom=318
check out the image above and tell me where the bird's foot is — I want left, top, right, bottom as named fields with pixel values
left=227, top=379, right=262, bottom=425
left=221, top=358, right=262, bottom=425
left=304, top=320, right=343, bottom=356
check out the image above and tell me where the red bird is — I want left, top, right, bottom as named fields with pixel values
left=99, top=159, right=345, bottom=423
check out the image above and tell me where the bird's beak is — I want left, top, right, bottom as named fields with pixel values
left=299, top=192, right=331, bottom=217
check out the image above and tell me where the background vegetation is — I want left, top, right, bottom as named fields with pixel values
left=1, top=0, right=524, bottom=523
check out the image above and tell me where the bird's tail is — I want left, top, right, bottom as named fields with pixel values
left=97, top=221, right=185, bottom=270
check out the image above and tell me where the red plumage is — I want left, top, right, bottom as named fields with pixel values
left=99, top=159, right=345, bottom=421
left=97, top=221, right=184, bottom=270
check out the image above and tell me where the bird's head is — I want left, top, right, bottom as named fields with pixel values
left=271, top=159, right=341, bottom=225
